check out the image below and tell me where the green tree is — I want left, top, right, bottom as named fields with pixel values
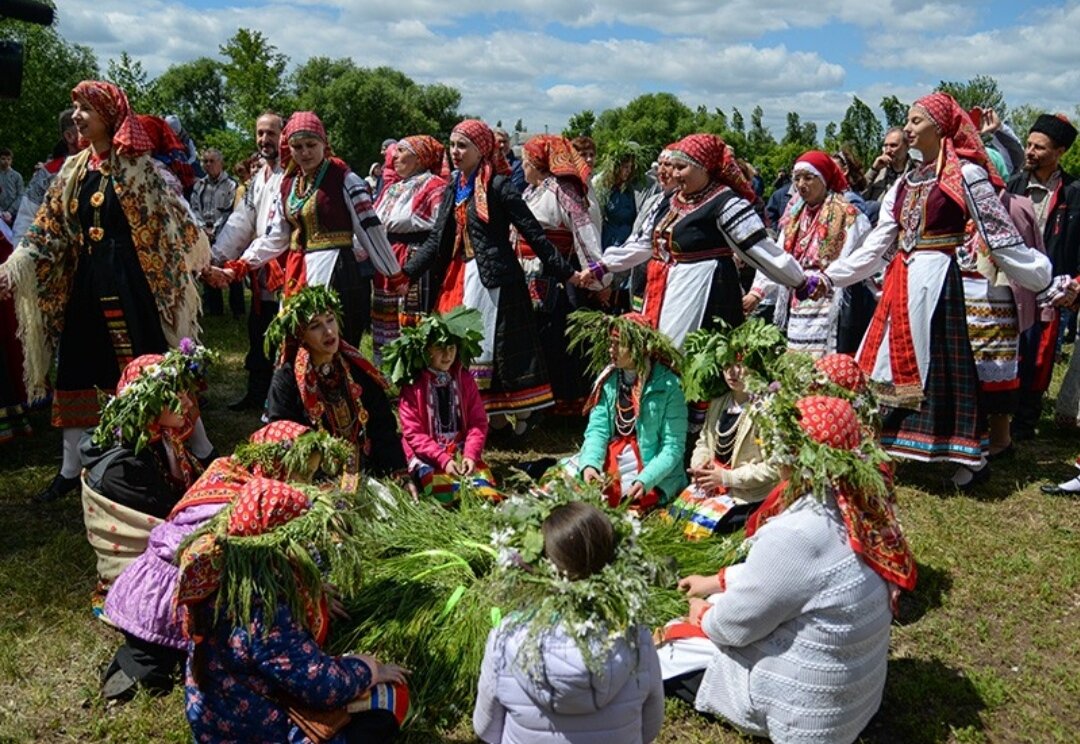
left=782, top=111, right=816, bottom=148
left=823, top=122, right=839, bottom=151
left=291, top=60, right=461, bottom=168
left=590, top=92, right=697, bottom=160
left=563, top=109, right=595, bottom=139
left=748, top=105, right=775, bottom=156
left=880, top=95, right=907, bottom=128
left=1007, top=104, right=1042, bottom=140
left=730, top=108, right=745, bottom=135
left=219, top=28, right=289, bottom=133
left=106, top=52, right=149, bottom=111
left=143, top=58, right=227, bottom=142
left=514, top=118, right=524, bottom=133
left=838, top=96, right=883, bottom=166
left=936, top=74, right=1007, bottom=117
left=0, top=18, right=98, bottom=174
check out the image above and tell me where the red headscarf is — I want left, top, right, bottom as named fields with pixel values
left=795, top=395, right=861, bottom=450
left=136, top=114, right=196, bottom=191
left=280, top=111, right=328, bottom=167
left=227, top=476, right=311, bottom=537
left=913, top=92, right=1003, bottom=209
left=794, top=150, right=848, bottom=194
left=815, top=353, right=867, bottom=394
left=71, top=80, right=153, bottom=156
left=398, top=135, right=445, bottom=174
left=452, top=119, right=511, bottom=223
left=523, top=134, right=591, bottom=192
left=668, top=134, right=756, bottom=202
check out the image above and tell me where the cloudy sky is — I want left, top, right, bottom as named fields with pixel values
left=56, top=0, right=1080, bottom=136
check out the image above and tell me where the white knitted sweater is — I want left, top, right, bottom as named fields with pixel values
left=696, top=494, right=891, bottom=744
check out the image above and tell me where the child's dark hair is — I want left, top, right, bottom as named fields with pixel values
left=541, top=502, right=615, bottom=580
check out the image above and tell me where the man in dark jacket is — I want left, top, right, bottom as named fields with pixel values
left=1007, top=113, right=1080, bottom=440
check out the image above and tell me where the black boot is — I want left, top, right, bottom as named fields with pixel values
left=32, top=473, right=80, bottom=503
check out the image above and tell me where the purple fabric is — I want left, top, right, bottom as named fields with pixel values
left=104, top=502, right=226, bottom=649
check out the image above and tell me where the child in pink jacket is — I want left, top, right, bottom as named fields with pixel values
left=387, top=308, right=499, bottom=502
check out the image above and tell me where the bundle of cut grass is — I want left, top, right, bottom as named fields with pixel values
left=333, top=479, right=748, bottom=736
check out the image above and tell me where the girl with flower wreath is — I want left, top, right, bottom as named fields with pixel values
left=177, top=477, right=410, bottom=744
left=560, top=310, right=687, bottom=514
left=382, top=307, right=499, bottom=503
left=661, top=393, right=915, bottom=744
left=0, top=80, right=210, bottom=504
left=744, top=151, right=874, bottom=359
left=667, top=319, right=786, bottom=538
left=79, top=343, right=217, bottom=608
left=474, top=499, right=664, bottom=744
left=265, top=285, right=411, bottom=494
left=100, top=420, right=349, bottom=702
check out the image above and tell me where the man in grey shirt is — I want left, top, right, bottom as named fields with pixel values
left=0, top=148, right=25, bottom=225
left=192, top=148, right=241, bottom=317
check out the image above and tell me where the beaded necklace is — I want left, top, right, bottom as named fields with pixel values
left=614, top=370, right=638, bottom=437
left=287, top=159, right=330, bottom=215
left=72, top=151, right=113, bottom=244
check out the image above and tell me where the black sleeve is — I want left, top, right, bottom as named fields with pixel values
left=356, top=369, right=407, bottom=476
left=97, top=445, right=178, bottom=518
left=267, top=365, right=312, bottom=426
left=403, top=183, right=455, bottom=280
left=495, top=176, right=575, bottom=281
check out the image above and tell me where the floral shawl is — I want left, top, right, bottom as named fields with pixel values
left=3, top=148, right=209, bottom=398
left=779, top=191, right=861, bottom=268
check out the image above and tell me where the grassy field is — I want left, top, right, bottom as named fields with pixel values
left=0, top=314, right=1078, bottom=743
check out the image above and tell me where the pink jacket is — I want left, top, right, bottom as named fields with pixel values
left=398, top=363, right=488, bottom=470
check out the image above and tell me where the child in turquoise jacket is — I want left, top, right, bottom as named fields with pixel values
left=568, top=311, right=687, bottom=512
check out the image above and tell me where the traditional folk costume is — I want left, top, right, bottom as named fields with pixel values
left=595, top=134, right=806, bottom=348
left=563, top=312, right=687, bottom=513
left=821, top=94, right=1052, bottom=469
left=750, top=152, right=874, bottom=358
left=178, top=478, right=406, bottom=744
left=265, top=286, right=407, bottom=486
left=372, top=135, right=447, bottom=364
left=0, top=81, right=208, bottom=499
left=228, top=112, right=406, bottom=347
left=385, top=308, right=498, bottom=503
left=79, top=347, right=214, bottom=615
left=403, top=120, right=577, bottom=418
left=667, top=320, right=787, bottom=537
left=99, top=421, right=348, bottom=700
left=516, top=135, right=606, bottom=414
left=659, top=396, right=916, bottom=744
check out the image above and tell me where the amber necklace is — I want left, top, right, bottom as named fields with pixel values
left=72, top=150, right=112, bottom=244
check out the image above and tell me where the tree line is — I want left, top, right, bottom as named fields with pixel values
left=1, top=17, right=1077, bottom=192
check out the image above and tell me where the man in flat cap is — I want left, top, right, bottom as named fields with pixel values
left=1008, top=113, right=1080, bottom=440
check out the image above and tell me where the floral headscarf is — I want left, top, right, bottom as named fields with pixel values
left=71, top=80, right=153, bottom=156
left=523, top=134, right=591, bottom=193
left=913, top=92, right=1003, bottom=208
left=668, top=133, right=756, bottom=202
left=815, top=353, right=867, bottom=394
left=398, top=135, right=446, bottom=174
left=452, top=119, right=511, bottom=223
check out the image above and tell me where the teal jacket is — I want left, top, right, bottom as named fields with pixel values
left=578, top=364, right=688, bottom=501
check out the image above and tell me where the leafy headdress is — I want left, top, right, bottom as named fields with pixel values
left=176, top=477, right=366, bottom=641
left=92, top=339, right=217, bottom=452
left=232, top=425, right=353, bottom=483
left=381, top=307, right=484, bottom=387
left=489, top=475, right=673, bottom=679
left=567, top=309, right=681, bottom=380
left=264, top=285, right=343, bottom=362
left=680, top=317, right=787, bottom=402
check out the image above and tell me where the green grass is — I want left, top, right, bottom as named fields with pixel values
left=1, top=315, right=1079, bottom=742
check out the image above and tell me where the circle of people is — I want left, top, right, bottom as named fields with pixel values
left=0, top=79, right=1078, bottom=744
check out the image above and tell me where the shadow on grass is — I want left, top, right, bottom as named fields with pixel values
left=895, top=561, right=951, bottom=626
left=861, top=657, right=986, bottom=743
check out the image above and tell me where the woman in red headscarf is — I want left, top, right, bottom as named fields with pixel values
left=819, top=92, right=1055, bottom=487
left=746, top=150, right=874, bottom=358
left=0, top=80, right=209, bottom=503
left=667, top=395, right=914, bottom=744
left=220, top=111, right=406, bottom=347
left=516, top=134, right=606, bottom=414
left=587, top=134, right=807, bottom=348
left=403, top=120, right=584, bottom=429
left=372, top=134, right=448, bottom=364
